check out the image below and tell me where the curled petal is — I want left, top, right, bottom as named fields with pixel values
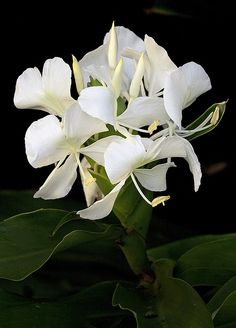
left=34, top=155, right=77, bottom=200
left=77, top=180, right=125, bottom=220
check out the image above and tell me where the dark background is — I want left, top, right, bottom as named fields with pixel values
left=1, top=0, right=235, bottom=234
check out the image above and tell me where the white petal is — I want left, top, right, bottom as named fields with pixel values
left=79, top=43, right=109, bottom=86
left=63, top=102, right=108, bottom=147
left=34, top=155, right=77, bottom=199
left=78, top=86, right=116, bottom=125
left=77, top=180, right=125, bottom=220
left=81, top=158, right=103, bottom=207
left=25, top=115, right=68, bottom=168
left=104, top=136, right=146, bottom=184
left=144, top=35, right=177, bottom=95
left=42, top=57, right=74, bottom=106
left=104, top=26, right=144, bottom=59
left=181, top=138, right=202, bottom=192
left=158, top=136, right=201, bottom=191
left=105, top=26, right=145, bottom=85
left=14, top=67, right=44, bottom=110
left=80, top=136, right=124, bottom=166
left=118, top=96, right=169, bottom=127
left=134, top=162, right=175, bottom=191
left=180, top=62, right=212, bottom=107
left=14, top=58, right=74, bottom=116
left=163, top=62, right=212, bottom=128
left=158, top=136, right=187, bottom=159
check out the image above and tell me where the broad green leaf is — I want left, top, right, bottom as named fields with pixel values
left=0, top=209, right=122, bottom=281
left=185, top=101, right=226, bottom=141
left=208, top=276, right=236, bottom=315
left=0, top=190, right=81, bottom=220
left=175, top=237, right=236, bottom=286
left=0, top=281, right=124, bottom=328
left=113, top=260, right=213, bottom=327
left=148, top=233, right=236, bottom=261
left=213, top=291, right=236, bottom=327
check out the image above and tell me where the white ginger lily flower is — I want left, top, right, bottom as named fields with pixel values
left=78, top=134, right=201, bottom=220
left=25, top=102, right=107, bottom=199
left=79, top=23, right=145, bottom=93
left=14, top=57, right=75, bottom=116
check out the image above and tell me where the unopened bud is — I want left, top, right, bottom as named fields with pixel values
left=72, top=55, right=84, bottom=94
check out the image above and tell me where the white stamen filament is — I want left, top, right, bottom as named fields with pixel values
left=119, top=122, right=150, bottom=134
left=130, top=173, right=153, bottom=206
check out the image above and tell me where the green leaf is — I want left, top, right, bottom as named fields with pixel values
left=175, top=237, right=236, bottom=286
left=208, top=276, right=236, bottom=315
left=113, top=260, right=213, bottom=327
left=0, top=281, right=125, bottom=328
left=185, top=101, right=226, bottom=141
left=213, top=291, right=236, bottom=327
left=148, top=233, right=236, bottom=261
left=0, top=209, right=122, bottom=281
left=0, top=190, right=80, bottom=220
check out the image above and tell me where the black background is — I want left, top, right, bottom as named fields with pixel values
left=1, top=0, right=235, bottom=234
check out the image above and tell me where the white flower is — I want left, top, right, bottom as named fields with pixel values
left=25, top=102, right=107, bottom=199
left=78, top=133, right=201, bottom=220
left=14, top=57, right=75, bottom=116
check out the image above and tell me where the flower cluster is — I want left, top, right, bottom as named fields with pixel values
left=14, top=23, right=215, bottom=220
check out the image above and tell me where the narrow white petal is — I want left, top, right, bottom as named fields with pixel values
left=118, top=96, right=169, bottom=128
left=34, top=155, right=77, bottom=199
left=134, top=162, right=175, bottom=191
left=104, top=136, right=146, bottom=184
left=80, top=136, right=124, bottom=166
left=181, top=138, right=202, bottom=192
left=77, top=180, right=125, bottom=220
left=144, top=35, right=177, bottom=95
left=25, top=115, right=68, bottom=168
left=78, top=86, right=116, bottom=125
left=163, top=68, right=186, bottom=128
left=63, top=102, right=108, bottom=147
